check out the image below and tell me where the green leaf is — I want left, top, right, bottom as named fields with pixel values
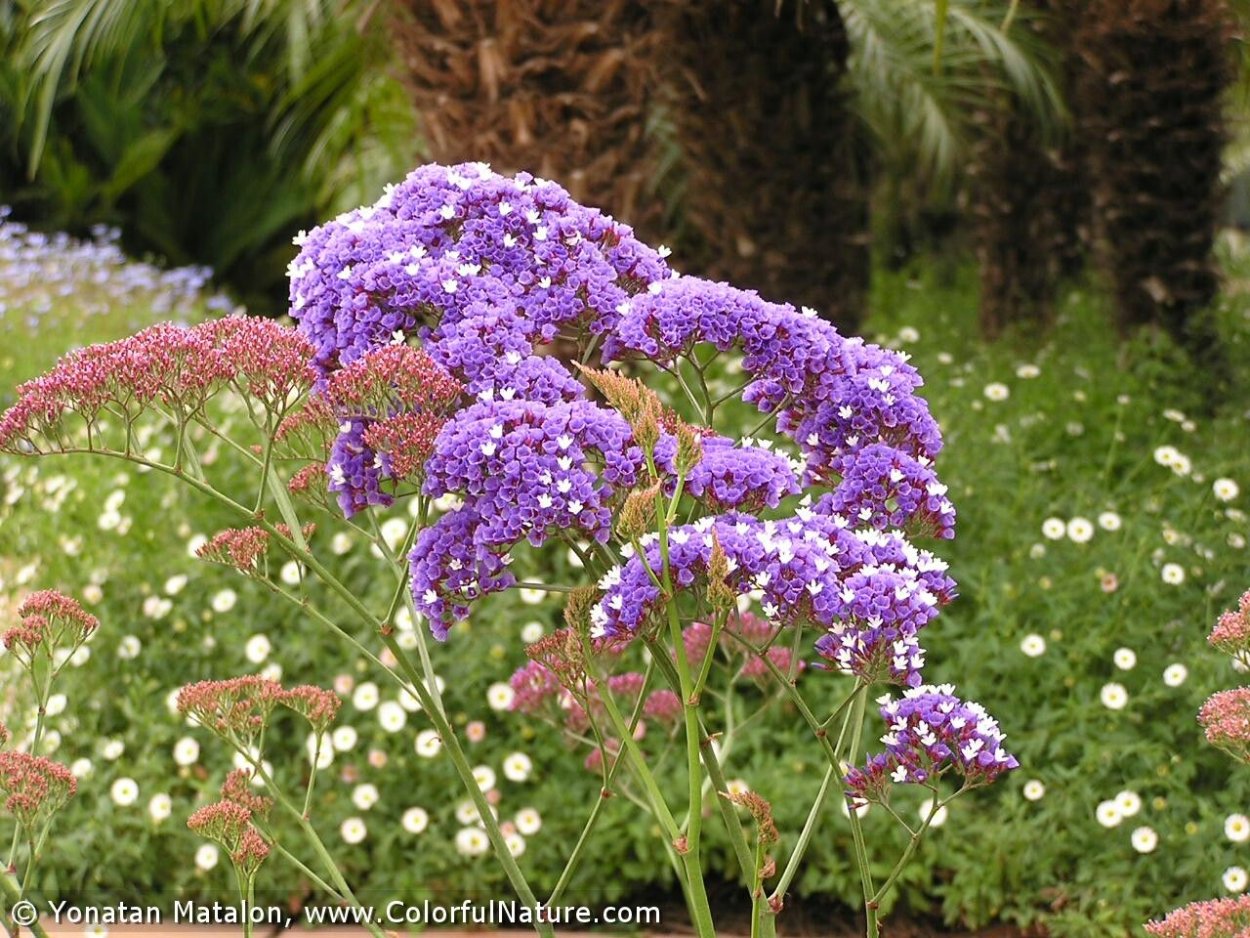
left=102, top=126, right=179, bottom=200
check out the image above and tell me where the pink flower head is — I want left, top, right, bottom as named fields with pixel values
left=3, top=589, right=98, bottom=664
left=280, top=684, right=342, bottom=733
left=187, top=800, right=253, bottom=850
left=1210, top=590, right=1250, bottom=664
left=220, top=770, right=273, bottom=821
left=196, top=527, right=270, bottom=571
left=1200, top=688, right=1250, bottom=765
left=1145, top=894, right=1250, bottom=938
left=177, top=677, right=284, bottom=742
left=232, top=826, right=270, bottom=878
left=0, top=751, right=77, bottom=828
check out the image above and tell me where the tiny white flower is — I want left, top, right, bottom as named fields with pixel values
left=505, top=831, right=527, bottom=857
left=1041, top=518, right=1066, bottom=540
left=110, top=777, right=139, bottom=807
left=173, top=737, right=200, bottom=766
left=1113, top=647, right=1137, bottom=670
left=1015, top=363, right=1040, bottom=379
left=102, top=739, right=125, bottom=761
left=331, top=532, right=353, bottom=555
left=1020, top=634, right=1046, bottom=658
left=352, top=682, right=380, bottom=711
left=515, top=807, right=542, bottom=835
left=1131, top=826, right=1157, bottom=854
left=488, top=682, right=516, bottom=711
left=455, top=827, right=489, bottom=857
left=306, top=732, right=334, bottom=769
left=45, top=693, right=67, bottom=716
left=1226, top=813, right=1250, bottom=843
left=378, top=701, right=407, bottom=733
left=148, top=793, right=172, bottom=822
left=332, top=726, right=359, bottom=752
left=1023, top=779, right=1045, bottom=802
left=1066, top=517, right=1094, bottom=544
left=211, top=589, right=237, bottom=613
left=1116, top=791, right=1142, bottom=817
left=164, top=574, right=188, bottom=595
left=415, top=729, right=442, bottom=758
left=983, top=383, right=1010, bottom=402
left=244, top=634, right=271, bottom=664
left=1225, top=866, right=1249, bottom=892
left=1161, top=563, right=1185, bottom=585
left=519, top=587, right=545, bottom=605
left=1163, top=663, right=1188, bottom=687
left=352, top=784, right=380, bottom=811
left=402, top=807, right=429, bottom=834
left=1096, top=800, right=1122, bottom=828
left=1097, top=511, right=1122, bottom=531
left=726, top=778, right=750, bottom=797
left=380, top=517, right=408, bottom=551
left=919, top=798, right=948, bottom=827
left=472, top=765, right=497, bottom=792
left=340, top=817, right=368, bottom=845
left=503, top=752, right=533, bottom=782
left=455, top=800, right=481, bottom=825
left=195, top=844, right=220, bottom=871
left=71, top=758, right=93, bottom=779
left=280, top=560, right=301, bottom=585
left=520, top=621, right=545, bottom=644
left=1100, top=683, right=1128, bottom=711
left=1214, top=478, right=1240, bottom=502
left=117, top=635, right=141, bottom=660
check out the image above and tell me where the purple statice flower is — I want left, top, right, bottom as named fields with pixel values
left=845, top=684, right=1019, bottom=806
left=423, top=398, right=651, bottom=550
left=327, top=418, right=391, bottom=515
left=408, top=507, right=516, bottom=638
left=813, top=444, right=956, bottom=540
left=684, top=436, right=802, bottom=513
left=600, top=274, right=944, bottom=532
left=591, top=512, right=954, bottom=686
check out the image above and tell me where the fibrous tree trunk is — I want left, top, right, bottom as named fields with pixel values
left=1074, top=0, right=1233, bottom=373
left=657, top=0, right=869, bottom=329
left=393, top=0, right=667, bottom=236
left=971, top=0, right=1088, bottom=339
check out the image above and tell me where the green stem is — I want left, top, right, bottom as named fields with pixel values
left=845, top=688, right=878, bottom=938
left=0, top=866, right=49, bottom=938
left=268, top=841, right=345, bottom=901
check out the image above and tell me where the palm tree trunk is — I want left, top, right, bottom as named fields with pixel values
left=656, top=0, right=869, bottom=330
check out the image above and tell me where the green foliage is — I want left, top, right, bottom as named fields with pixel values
left=3, top=229, right=1250, bottom=934
left=0, top=0, right=417, bottom=309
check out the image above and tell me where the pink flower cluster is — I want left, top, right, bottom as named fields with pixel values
left=0, top=317, right=316, bottom=455
left=1209, top=589, right=1250, bottom=664
left=1145, top=894, right=1250, bottom=938
left=2, top=589, right=98, bottom=662
left=0, top=751, right=77, bottom=828
left=177, top=677, right=340, bottom=741
left=196, top=523, right=316, bottom=573
left=188, top=799, right=270, bottom=876
left=1199, top=689, right=1250, bottom=765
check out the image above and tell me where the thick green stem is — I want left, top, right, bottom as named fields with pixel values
left=0, top=866, right=49, bottom=938
left=845, top=688, right=878, bottom=938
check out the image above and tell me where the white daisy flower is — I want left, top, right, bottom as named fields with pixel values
left=1096, top=800, right=1122, bottom=828
left=306, top=732, right=334, bottom=769
left=1020, top=634, right=1046, bottom=657
left=148, top=793, right=172, bottom=823
left=211, top=589, right=237, bottom=613
left=1163, top=663, right=1188, bottom=687
left=1097, top=511, right=1122, bottom=531
left=1041, top=518, right=1066, bottom=540
left=503, top=752, right=533, bottom=782
left=455, top=800, right=481, bottom=825
left=380, top=518, right=408, bottom=551
left=244, top=634, right=271, bottom=664
left=1131, top=826, right=1157, bottom=854
left=71, top=758, right=93, bottom=779
left=102, top=739, right=125, bottom=761
left=279, top=561, right=302, bottom=585
left=332, top=726, right=359, bottom=752
left=520, top=621, right=545, bottom=644
left=472, top=765, right=497, bottom=792
left=1066, top=517, right=1094, bottom=544
left=919, top=798, right=948, bottom=828
left=1116, top=791, right=1142, bottom=817
left=1214, top=478, right=1240, bottom=502
left=455, top=827, right=490, bottom=857
left=983, top=383, right=1010, bottom=402
left=117, top=635, right=141, bottom=660
left=1227, top=813, right=1250, bottom=843
left=515, top=807, right=542, bottom=836
left=505, top=831, right=526, bottom=857
left=377, top=701, right=407, bottom=733
left=352, top=784, right=379, bottom=811
left=1100, top=683, right=1128, bottom=710
left=1225, top=866, right=1249, bottom=892
left=164, top=574, right=188, bottom=595
left=487, top=682, right=516, bottom=711
left=340, top=817, right=367, bottom=845
left=1023, top=779, right=1045, bottom=802
left=402, top=807, right=429, bottom=834
left=1161, top=563, right=1185, bottom=585
left=415, top=729, right=442, bottom=758
left=518, top=588, right=545, bottom=605
left=331, top=532, right=353, bottom=555
left=1113, top=648, right=1137, bottom=670
left=195, top=844, right=220, bottom=871
left=173, top=737, right=200, bottom=766
left=352, top=682, right=380, bottom=712
left=46, top=693, right=67, bottom=716
left=110, top=777, right=139, bottom=807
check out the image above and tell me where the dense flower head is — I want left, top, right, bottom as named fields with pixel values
left=281, top=684, right=342, bottom=733
left=0, top=318, right=315, bottom=456
left=592, top=512, right=953, bottom=686
left=684, top=437, right=803, bottom=513
left=814, top=444, right=955, bottom=540
left=1145, top=894, right=1250, bottom=938
left=4, top=589, right=98, bottom=662
left=1200, top=688, right=1250, bottom=764
left=232, top=826, right=270, bottom=878
left=196, top=527, right=270, bottom=571
left=0, top=751, right=77, bottom=828
left=845, top=684, right=1018, bottom=805
left=408, top=507, right=517, bottom=637
left=1210, top=590, right=1250, bottom=664
left=187, top=800, right=253, bottom=851
left=221, top=770, right=273, bottom=821
left=177, top=677, right=285, bottom=741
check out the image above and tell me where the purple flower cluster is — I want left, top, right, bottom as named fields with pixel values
left=845, top=684, right=1019, bottom=805
left=591, top=511, right=954, bottom=686
left=287, top=163, right=958, bottom=652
